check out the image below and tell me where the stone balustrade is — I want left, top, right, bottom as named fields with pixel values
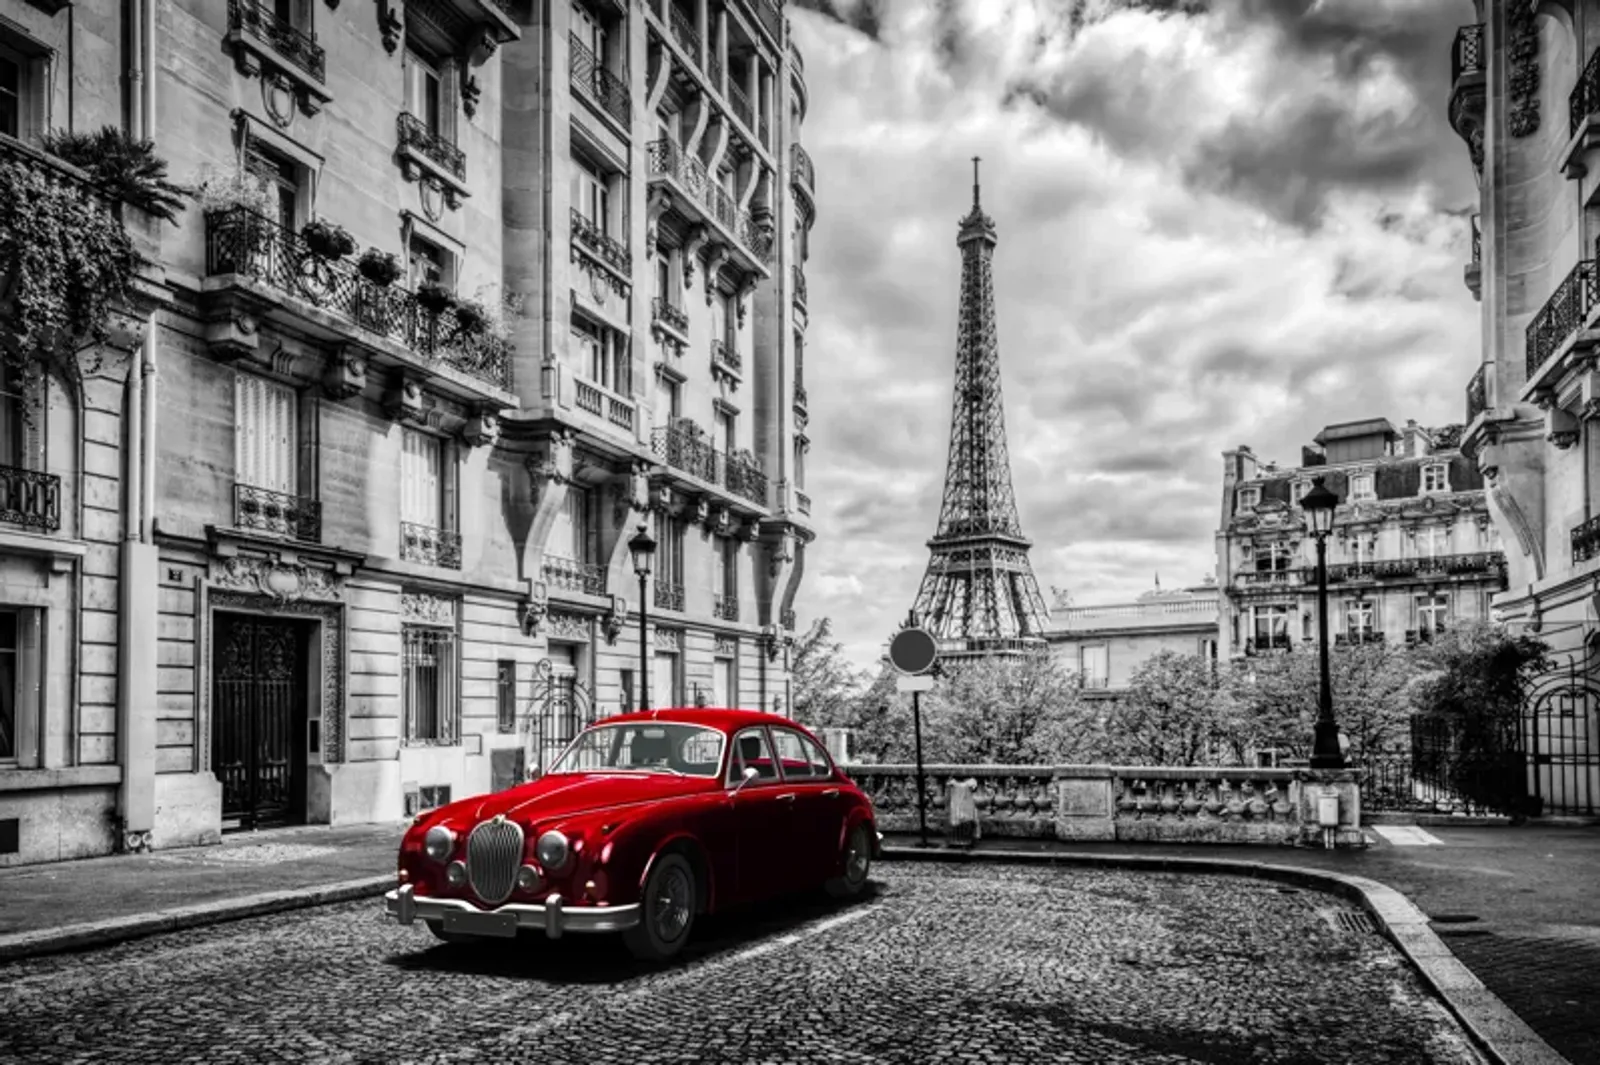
left=845, top=763, right=1362, bottom=847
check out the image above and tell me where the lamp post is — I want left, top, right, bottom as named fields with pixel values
left=628, top=523, right=656, bottom=710
left=1300, top=476, right=1345, bottom=770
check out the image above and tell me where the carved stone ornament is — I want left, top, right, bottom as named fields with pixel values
left=645, top=188, right=672, bottom=260
left=323, top=348, right=368, bottom=400
left=1507, top=0, right=1540, bottom=139
left=527, top=431, right=576, bottom=500
left=262, top=72, right=297, bottom=128
left=761, top=628, right=782, bottom=662
left=737, top=520, right=761, bottom=544
left=714, top=635, right=737, bottom=657
left=682, top=226, right=710, bottom=290
left=519, top=584, right=550, bottom=636
left=736, top=277, right=757, bottom=329
left=1583, top=398, right=1600, bottom=422
left=1547, top=405, right=1579, bottom=450
left=385, top=376, right=426, bottom=422
left=213, top=556, right=344, bottom=602
left=704, top=249, right=731, bottom=307
left=767, top=534, right=794, bottom=578
left=379, top=0, right=404, bottom=55
left=654, top=626, right=683, bottom=651
left=401, top=591, right=458, bottom=626
left=462, top=71, right=482, bottom=119
left=463, top=410, right=500, bottom=448
left=691, top=496, right=711, bottom=529
left=548, top=611, right=591, bottom=642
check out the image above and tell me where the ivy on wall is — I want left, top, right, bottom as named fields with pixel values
left=1507, top=1, right=1540, bottom=138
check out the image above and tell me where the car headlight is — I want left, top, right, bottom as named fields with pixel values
left=423, top=825, right=455, bottom=863
left=536, top=830, right=570, bottom=873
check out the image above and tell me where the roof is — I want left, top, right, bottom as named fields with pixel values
left=1313, top=418, right=1400, bottom=445
left=599, top=707, right=805, bottom=733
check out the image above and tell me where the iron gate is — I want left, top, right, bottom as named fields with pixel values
left=522, top=657, right=595, bottom=777
left=1523, top=642, right=1600, bottom=817
left=212, top=614, right=306, bottom=830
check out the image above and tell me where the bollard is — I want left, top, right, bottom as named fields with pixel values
left=946, top=777, right=980, bottom=848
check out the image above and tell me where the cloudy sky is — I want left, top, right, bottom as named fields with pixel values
left=787, top=0, right=1482, bottom=671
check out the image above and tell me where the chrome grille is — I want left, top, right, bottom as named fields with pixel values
left=466, top=818, right=524, bottom=905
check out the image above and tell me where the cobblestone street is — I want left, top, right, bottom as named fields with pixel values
left=0, top=862, right=1486, bottom=1065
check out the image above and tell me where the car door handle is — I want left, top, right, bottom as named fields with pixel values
left=822, top=789, right=840, bottom=798
left=776, top=793, right=796, bottom=803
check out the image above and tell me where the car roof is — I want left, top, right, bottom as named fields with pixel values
left=598, top=707, right=816, bottom=735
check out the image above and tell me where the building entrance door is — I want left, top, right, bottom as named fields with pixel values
left=212, top=613, right=308, bottom=831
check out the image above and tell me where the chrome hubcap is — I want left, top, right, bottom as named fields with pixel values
left=846, top=830, right=869, bottom=883
left=653, top=866, right=692, bottom=941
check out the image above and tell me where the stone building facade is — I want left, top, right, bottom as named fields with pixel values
left=1216, top=419, right=1507, bottom=661
left=0, top=0, right=814, bottom=866
left=1044, top=583, right=1220, bottom=695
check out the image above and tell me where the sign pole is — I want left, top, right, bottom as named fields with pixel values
left=912, top=686, right=929, bottom=848
left=887, top=609, right=940, bottom=851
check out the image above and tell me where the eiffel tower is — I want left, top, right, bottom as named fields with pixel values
left=910, top=160, right=1050, bottom=660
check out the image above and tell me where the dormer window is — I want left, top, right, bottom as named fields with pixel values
left=1421, top=463, right=1449, bottom=494
left=1349, top=472, right=1375, bottom=502
left=1290, top=480, right=1310, bottom=506
left=1237, top=486, right=1261, bottom=511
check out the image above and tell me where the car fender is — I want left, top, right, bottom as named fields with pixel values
left=635, top=829, right=718, bottom=913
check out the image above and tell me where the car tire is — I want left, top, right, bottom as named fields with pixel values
left=624, top=851, right=697, bottom=963
left=824, top=823, right=872, bottom=899
left=425, top=921, right=476, bottom=945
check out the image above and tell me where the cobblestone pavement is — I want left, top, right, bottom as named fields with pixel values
left=0, top=862, right=1487, bottom=1065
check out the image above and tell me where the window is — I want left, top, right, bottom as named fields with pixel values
left=0, top=39, right=46, bottom=144
left=1345, top=599, right=1374, bottom=639
left=717, top=538, right=738, bottom=614
left=1349, top=472, right=1375, bottom=501
left=1417, top=594, right=1449, bottom=637
left=1237, top=486, right=1260, bottom=510
left=794, top=436, right=807, bottom=490
left=770, top=727, right=816, bottom=779
left=245, top=146, right=299, bottom=232
left=712, top=655, right=734, bottom=709
left=1422, top=464, right=1449, bottom=494
left=1079, top=644, right=1109, bottom=689
left=729, top=727, right=778, bottom=782
left=716, top=407, right=736, bottom=454
left=655, top=251, right=673, bottom=306
left=1198, top=638, right=1218, bottom=663
left=571, top=316, right=631, bottom=393
left=1, top=608, right=41, bottom=764
left=1, top=362, right=23, bottom=469
left=620, top=669, right=635, bottom=714
left=548, top=483, right=598, bottom=567
left=655, top=377, right=681, bottom=427
left=794, top=329, right=805, bottom=391
left=572, top=158, right=610, bottom=234
left=408, top=234, right=447, bottom=289
left=1251, top=605, right=1289, bottom=647
left=0, top=47, right=21, bottom=141
left=652, top=649, right=679, bottom=709
left=496, top=660, right=517, bottom=734
left=235, top=374, right=298, bottom=499
left=1414, top=525, right=1449, bottom=560
left=571, top=2, right=607, bottom=62
left=710, top=290, right=728, bottom=345
left=652, top=511, right=685, bottom=589
left=1347, top=535, right=1373, bottom=566
left=406, top=44, right=443, bottom=135
left=1254, top=541, right=1295, bottom=573
left=402, top=624, right=459, bottom=744
left=401, top=428, right=453, bottom=533
left=798, top=730, right=833, bottom=776
left=1290, top=481, right=1309, bottom=505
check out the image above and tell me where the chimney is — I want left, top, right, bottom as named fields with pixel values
left=1220, top=446, right=1259, bottom=527
left=1404, top=419, right=1421, bottom=457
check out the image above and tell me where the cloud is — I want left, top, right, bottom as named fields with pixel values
left=791, top=0, right=1480, bottom=671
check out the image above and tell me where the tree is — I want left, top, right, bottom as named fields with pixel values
left=789, top=618, right=869, bottom=732
left=915, top=652, right=1100, bottom=765
left=1410, top=620, right=1550, bottom=755
left=1105, top=651, right=1246, bottom=766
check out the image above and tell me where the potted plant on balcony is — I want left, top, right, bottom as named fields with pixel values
left=452, top=296, right=490, bottom=337
left=357, top=247, right=403, bottom=287
left=191, top=161, right=276, bottom=265
left=41, top=126, right=192, bottom=227
left=416, top=280, right=457, bottom=316
left=301, top=218, right=356, bottom=260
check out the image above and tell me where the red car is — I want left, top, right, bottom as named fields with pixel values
left=384, top=708, right=880, bottom=961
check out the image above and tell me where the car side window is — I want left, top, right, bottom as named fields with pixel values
left=728, top=728, right=780, bottom=784
left=797, top=732, right=835, bottom=778
left=770, top=728, right=816, bottom=780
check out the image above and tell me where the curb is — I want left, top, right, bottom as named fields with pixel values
left=0, top=874, right=394, bottom=965
left=881, top=846, right=1570, bottom=1065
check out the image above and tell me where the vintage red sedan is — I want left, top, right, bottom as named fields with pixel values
left=384, top=708, right=880, bottom=961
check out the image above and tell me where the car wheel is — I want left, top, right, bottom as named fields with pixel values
left=623, top=851, right=697, bottom=963
left=425, top=921, right=476, bottom=945
left=824, top=823, right=872, bottom=899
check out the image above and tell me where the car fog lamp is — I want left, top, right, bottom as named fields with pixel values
left=423, top=825, right=455, bottom=863
left=446, top=860, right=467, bottom=886
left=517, top=865, right=542, bottom=892
left=536, top=830, right=570, bottom=872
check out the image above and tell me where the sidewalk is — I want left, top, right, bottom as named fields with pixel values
left=880, top=824, right=1600, bottom=1065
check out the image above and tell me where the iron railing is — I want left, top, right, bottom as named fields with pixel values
left=1574, top=45, right=1600, bottom=137
left=792, top=264, right=807, bottom=306
left=569, top=34, right=631, bottom=127
left=713, top=593, right=739, bottom=621
left=400, top=521, right=463, bottom=570
left=645, top=138, right=774, bottom=265
left=0, top=464, right=61, bottom=532
left=1525, top=258, right=1596, bottom=378
left=1244, top=633, right=1293, bottom=653
left=725, top=454, right=768, bottom=507
left=1574, top=514, right=1600, bottom=563
left=402, top=624, right=460, bottom=745
left=1471, top=213, right=1481, bottom=265
left=669, top=4, right=700, bottom=65
left=1303, top=552, right=1506, bottom=584
left=228, top=0, right=325, bottom=82
left=755, top=0, right=783, bottom=42
left=1451, top=24, right=1483, bottom=87
left=397, top=113, right=465, bottom=181
left=204, top=207, right=510, bottom=391
left=781, top=608, right=796, bottom=630
left=729, top=79, right=754, bottom=131
left=796, top=489, right=810, bottom=515
left=709, top=52, right=723, bottom=93
left=1333, top=631, right=1386, bottom=646
left=542, top=555, right=608, bottom=596
left=649, top=423, right=768, bottom=507
left=654, top=580, right=685, bottom=612
left=789, top=39, right=804, bottom=74
left=652, top=296, right=689, bottom=334
left=712, top=338, right=741, bottom=374
left=794, top=382, right=807, bottom=408
left=1467, top=363, right=1487, bottom=423
left=792, top=143, right=814, bottom=189
left=233, top=484, right=321, bottom=542
left=570, top=207, right=632, bottom=274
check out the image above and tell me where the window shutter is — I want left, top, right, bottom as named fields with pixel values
left=582, top=489, right=599, bottom=564
left=440, top=439, right=456, bottom=533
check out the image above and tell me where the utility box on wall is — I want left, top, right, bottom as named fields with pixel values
left=1317, top=795, right=1341, bottom=827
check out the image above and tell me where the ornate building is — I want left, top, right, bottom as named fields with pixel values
left=909, top=163, right=1050, bottom=660
left=1445, top=4, right=1599, bottom=815
left=0, top=0, right=813, bottom=867
left=1045, top=581, right=1220, bottom=695
left=1216, top=419, right=1506, bottom=660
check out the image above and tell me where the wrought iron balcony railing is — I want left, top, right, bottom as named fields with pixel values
left=654, top=580, right=685, bottom=612
left=789, top=39, right=804, bottom=75
left=0, top=464, right=62, bottom=532
left=1466, top=364, right=1487, bottom=423
left=709, top=53, right=723, bottom=94
left=1575, top=45, right=1600, bottom=137
left=1244, top=633, right=1292, bottom=654
left=397, top=112, right=465, bottom=181
left=669, top=5, right=700, bottom=65
left=781, top=608, right=796, bottom=630
left=400, top=521, right=463, bottom=570
left=792, top=264, right=807, bottom=306
left=204, top=207, right=511, bottom=391
left=712, top=338, right=741, bottom=374
left=1526, top=258, right=1596, bottom=379
left=649, top=424, right=769, bottom=507
left=1335, top=631, right=1386, bottom=646
left=1303, top=552, right=1506, bottom=584
left=796, top=489, right=811, bottom=515
left=228, top=0, right=325, bottom=82
left=794, top=382, right=808, bottom=408
left=713, top=593, right=739, bottom=621
left=1239, top=569, right=1299, bottom=585
left=645, top=138, right=773, bottom=266
left=233, top=484, right=321, bottom=542
left=542, top=554, right=608, bottom=596
left=569, top=34, right=631, bottom=127
left=570, top=208, right=632, bottom=274
left=1574, top=514, right=1600, bottom=564
left=1471, top=213, right=1481, bottom=265
left=792, top=143, right=814, bottom=189
left=1451, top=24, right=1483, bottom=87
left=652, top=296, right=689, bottom=334
left=755, top=0, right=782, bottom=42
left=724, top=454, right=769, bottom=508
left=728, top=79, right=754, bottom=131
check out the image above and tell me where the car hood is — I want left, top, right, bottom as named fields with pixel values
left=464, top=772, right=720, bottom=826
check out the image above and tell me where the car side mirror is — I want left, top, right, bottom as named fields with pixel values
left=732, top=766, right=759, bottom=793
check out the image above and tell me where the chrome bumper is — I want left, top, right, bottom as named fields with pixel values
left=385, top=884, right=641, bottom=939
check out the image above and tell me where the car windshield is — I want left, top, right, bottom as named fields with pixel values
left=547, top=723, right=726, bottom=778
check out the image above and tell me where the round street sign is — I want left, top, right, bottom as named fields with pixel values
left=889, top=627, right=938, bottom=675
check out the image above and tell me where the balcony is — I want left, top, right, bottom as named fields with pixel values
left=792, top=264, right=807, bottom=309
left=1525, top=258, right=1596, bottom=381
left=728, top=80, right=755, bottom=135
left=724, top=453, right=769, bottom=508
left=542, top=555, right=608, bottom=597
left=713, top=593, right=739, bottom=622
left=1238, top=569, right=1299, bottom=587
left=655, top=580, right=685, bottom=612
left=398, top=113, right=465, bottom=184
left=668, top=5, right=700, bottom=68
left=795, top=489, right=811, bottom=516
left=753, top=0, right=783, bottom=45
left=1303, top=552, right=1506, bottom=584
left=645, top=138, right=774, bottom=273
left=1574, top=515, right=1600, bottom=564
left=649, top=423, right=770, bottom=510
left=570, top=34, right=631, bottom=129
left=1466, top=364, right=1487, bottom=424
left=792, top=143, right=815, bottom=192
left=0, top=465, right=62, bottom=533
left=1335, top=631, right=1386, bottom=647
left=1244, top=633, right=1292, bottom=654
left=203, top=207, right=512, bottom=401
left=1451, top=23, right=1483, bottom=88
left=651, top=296, right=689, bottom=343
left=794, top=381, right=807, bottom=409
left=570, top=208, right=632, bottom=276
left=1465, top=213, right=1481, bottom=300
left=225, top=0, right=331, bottom=117
left=573, top=375, right=637, bottom=433
left=400, top=522, right=462, bottom=570
left=233, top=484, right=320, bottom=542
left=711, top=338, right=742, bottom=377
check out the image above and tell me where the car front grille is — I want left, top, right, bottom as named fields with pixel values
left=466, top=818, right=524, bottom=905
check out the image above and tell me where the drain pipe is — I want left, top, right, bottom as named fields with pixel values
left=139, top=0, right=157, bottom=544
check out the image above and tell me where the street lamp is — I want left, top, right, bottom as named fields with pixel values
left=628, top=523, right=656, bottom=710
left=1300, top=475, right=1345, bottom=770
